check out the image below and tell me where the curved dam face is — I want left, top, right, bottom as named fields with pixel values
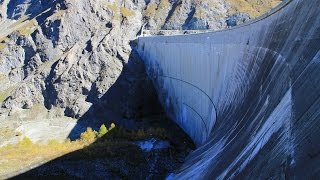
left=137, top=0, right=320, bottom=179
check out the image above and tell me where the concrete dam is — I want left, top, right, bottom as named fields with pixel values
left=137, top=0, right=320, bottom=179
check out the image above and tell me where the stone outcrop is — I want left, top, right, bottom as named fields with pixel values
left=0, top=0, right=241, bottom=119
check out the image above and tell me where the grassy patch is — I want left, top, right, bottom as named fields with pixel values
left=52, top=10, right=67, bottom=19
left=0, top=37, right=10, bottom=43
left=0, top=74, right=7, bottom=82
left=0, top=137, right=84, bottom=177
left=0, top=86, right=16, bottom=104
left=25, top=104, right=49, bottom=120
left=16, top=20, right=38, bottom=36
left=0, top=37, right=10, bottom=51
left=0, top=123, right=116, bottom=177
left=106, top=3, right=135, bottom=20
left=0, top=127, right=19, bottom=140
left=8, top=15, right=30, bottom=29
left=227, top=0, right=282, bottom=17
left=144, top=2, right=158, bottom=17
left=0, top=43, right=6, bottom=50
left=0, top=116, right=195, bottom=178
left=0, top=123, right=170, bottom=177
left=144, top=0, right=170, bottom=18
left=105, top=3, right=121, bottom=21
left=106, top=3, right=118, bottom=13
left=158, top=0, right=170, bottom=10
left=120, top=7, right=135, bottom=18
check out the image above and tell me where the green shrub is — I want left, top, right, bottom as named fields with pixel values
left=98, top=124, right=108, bottom=137
left=109, top=123, right=116, bottom=130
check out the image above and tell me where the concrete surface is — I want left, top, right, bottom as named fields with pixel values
left=137, top=0, right=320, bottom=179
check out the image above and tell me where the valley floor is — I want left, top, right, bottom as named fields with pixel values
left=1, top=114, right=195, bottom=179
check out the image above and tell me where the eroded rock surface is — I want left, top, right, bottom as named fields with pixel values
left=0, top=1, right=201, bottom=118
left=0, top=0, right=278, bottom=121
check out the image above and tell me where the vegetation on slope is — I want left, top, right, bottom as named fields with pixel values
left=227, top=0, right=283, bottom=17
left=0, top=121, right=195, bottom=178
left=0, top=123, right=115, bottom=178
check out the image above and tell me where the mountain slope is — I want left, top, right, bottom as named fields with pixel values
left=0, top=0, right=280, bottom=131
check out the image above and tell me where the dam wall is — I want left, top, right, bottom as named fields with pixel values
left=137, top=0, right=320, bottom=179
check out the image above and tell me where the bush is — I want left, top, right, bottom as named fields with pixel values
left=98, top=124, right=108, bottom=137
left=109, top=123, right=116, bottom=130
left=137, top=129, right=146, bottom=139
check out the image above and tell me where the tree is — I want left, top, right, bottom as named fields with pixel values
left=98, top=124, right=108, bottom=137
left=80, top=127, right=97, bottom=144
left=109, top=123, right=116, bottom=130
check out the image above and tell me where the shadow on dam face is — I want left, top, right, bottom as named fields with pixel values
left=137, top=0, right=320, bottom=179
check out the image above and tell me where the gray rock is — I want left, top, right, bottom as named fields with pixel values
left=0, top=0, right=249, bottom=119
left=226, top=13, right=251, bottom=27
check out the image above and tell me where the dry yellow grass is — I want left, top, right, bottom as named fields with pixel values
left=0, top=123, right=116, bottom=178
left=0, top=43, right=6, bottom=50
left=120, top=7, right=135, bottom=18
left=106, top=3, right=118, bottom=13
left=0, top=137, right=84, bottom=177
left=52, top=10, right=67, bottom=19
left=227, top=0, right=282, bottom=17
left=16, top=20, right=38, bottom=36
left=0, top=127, right=18, bottom=140
left=0, top=37, right=10, bottom=43
left=158, top=0, right=170, bottom=10
left=144, top=0, right=170, bottom=18
left=0, top=86, right=16, bottom=103
left=8, top=15, right=30, bottom=29
left=144, top=3, right=158, bottom=17
left=0, top=37, right=10, bottom=50
left=106, top=2, right=120, bottom=21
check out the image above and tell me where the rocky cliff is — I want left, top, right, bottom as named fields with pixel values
left=0, top=0, right=279, bottom=122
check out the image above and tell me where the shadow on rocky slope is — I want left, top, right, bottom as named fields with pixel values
left=66, top=41, right=165, bottom=140
left=10, top=41, right=195, bottom=179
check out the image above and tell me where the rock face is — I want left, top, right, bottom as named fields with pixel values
left=138, top=0, right=320, bottom=179
left=0, top=0, right=239, bottom=120
left=0, top=0, right=282, bottom=177
left=0, top=0, right=279, bottom=120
